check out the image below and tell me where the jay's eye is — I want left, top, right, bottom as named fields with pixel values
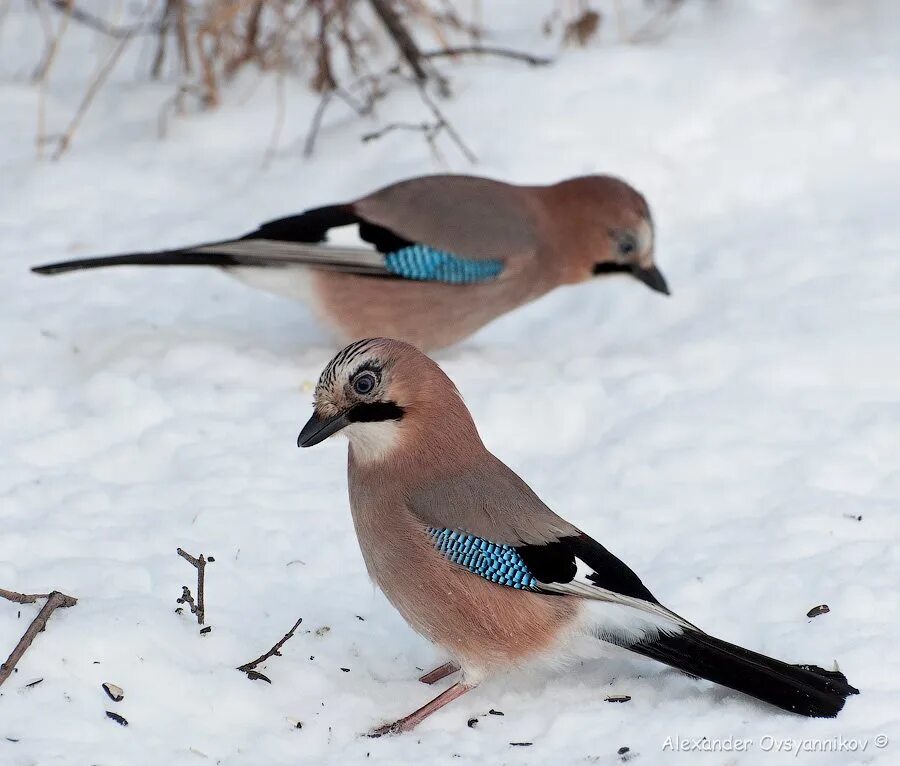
left=617, top=234, right=638, bottom=258
left=353, top=372, right=377, bottom=395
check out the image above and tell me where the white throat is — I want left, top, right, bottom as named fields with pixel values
left=345, top=420, right=401, bottom=464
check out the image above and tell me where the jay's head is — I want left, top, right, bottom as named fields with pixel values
left=298, top=338, right=473, bottom=464
left=552, top=175, right=669, bottom=296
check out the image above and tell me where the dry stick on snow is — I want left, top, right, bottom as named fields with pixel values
left=263, top=70, right=287, bottom=168
left=628, top=0, right=686, bottom=44
left=421, top=46, right=552, bottom=66
left=369, top=0, right=429, bottom=83
left=46, top=0, right=159, bottom=39
left=176, top=548, right=208, bottom=625
left=151, top=0, right=175, bottom=79
left=0, top=590, right=77, bottom=689
left=237, top=617, right=303, bottom=682
left=0, top=588, right=52, bottom=604
left=47, top=31, right=134, bottom=160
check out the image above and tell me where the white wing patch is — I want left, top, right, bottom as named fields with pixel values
left=536, top=554, right=696, bottom=642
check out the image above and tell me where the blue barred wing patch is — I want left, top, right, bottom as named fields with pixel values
left=428, top=528, right=537, bottom=589
left=385, top=245, right=504, bottom=284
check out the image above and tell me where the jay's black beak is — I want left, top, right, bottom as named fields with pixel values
left=298, top=410, right=350, bottom=448
left=633, top=265, right=670, bottom=296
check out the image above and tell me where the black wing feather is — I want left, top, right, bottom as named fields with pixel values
left=517, top=533, right=660, bottom=604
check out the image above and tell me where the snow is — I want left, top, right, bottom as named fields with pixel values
left=1, top=1, right=899, bottom=764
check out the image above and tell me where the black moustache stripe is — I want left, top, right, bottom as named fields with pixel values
left=347, top=401, right=406, bottom=423
left=592, top=263, right=632, bottom=276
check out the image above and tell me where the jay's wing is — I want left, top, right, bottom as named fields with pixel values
left=353, top=175, right=537, bottom=262
left=409, top=458, right=694, bottom=631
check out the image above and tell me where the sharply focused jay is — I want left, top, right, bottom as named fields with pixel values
left=298, top=338, right=857, bottom=736
left=32, top=174, right=669, bottom=350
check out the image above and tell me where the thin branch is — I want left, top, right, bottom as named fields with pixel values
left=421, top=46, right=552, bottom=66
left=416, top=81, right=476, bottom=163
left=628, top=0, right=686, bottom=44
left=303, top=90, right=333, bottom=158
left=151, top=0, right=174, bottom=79
left=0, top=588, right=51, bottom=604
left=49, top=31, right=134, bottom=160
left=177, top=548, right=208, bottom=625
left=46, top=0, right=158, bottom=39
left=263, top=71, right=287, bottom=168
left=369, top=0, right=427, bottom=82
left=237, top=617, right=303, bottom=680
left=361, top=120, right=433, bottom=142
left=0, top=591, right=77, bottom=689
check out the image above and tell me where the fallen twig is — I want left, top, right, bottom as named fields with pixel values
left=46, top=0, right=159, bottom=39
left=48, top=30, right=135, bottom=160
left=0, top=588, right=51, bottom=605
left=421, top=46, right=552, bottom=66
left=177, top=548, right=208, bottom=625
left=0, top=590, right=77, bottom=689
left=237, top=616, right=303, bottom=680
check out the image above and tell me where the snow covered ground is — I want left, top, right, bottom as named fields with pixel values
left=1, top=1, right=899, bottom=763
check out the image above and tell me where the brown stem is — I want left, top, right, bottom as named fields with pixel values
left=177, top=548, right=207, bottom=625
left=0, top=589, right=52, bottom=604
left=421, top=46, right=552, bottom=66
left=0, top=591, right=77, bottom=689
left=50, top=31, right=133, bottom=160
left=46, top=0, right=158, bottom=39
left=237, top=616, right=303, bottom=676
left=368, top=0, right=429, bottom=83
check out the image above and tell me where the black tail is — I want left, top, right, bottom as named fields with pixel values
left=32, top=249, right=239, bottom=275
left=625, top=629, right=858, bottom=717
left=32, top=204, right=361, bottom=276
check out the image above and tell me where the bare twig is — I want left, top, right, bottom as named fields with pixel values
left=302, top=90, right=333, bottom=158
left=0, top=591, right=77, bottom=689
left=0, top=588, right=51, bottom=604
left=49, top=31, right=134, bottom=160
left=175, top=0, right=192, bottom=74
left=46, top=0, right=158, bottom=39
left=237, top=616, right=303, bottom=679
left=415, top=81, right=476, bottom=163
left=421, top=46, right=552, bottom=66
left=628, top=0, right=686, bottom=44
left=263, top=71, right=287, bottom=167
left=177, top=548, right=208, bottom=625
left=370, top=0, right=449, bottom=94
left=151, top=0, right=174, bottom=79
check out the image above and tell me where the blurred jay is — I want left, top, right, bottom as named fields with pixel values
left=298, top=338, right=857, bottom=736
left=33, top=174, right=668, bottom=350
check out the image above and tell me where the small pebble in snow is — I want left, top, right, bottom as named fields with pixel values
left=356, top=615, right=365, bottom=621
left=207, top=556, right=215, bottom=562
left=340, top=667, right=350, bottom=673
left=6, top=738, right=20, bottom=743
left=295, top=722, right=303, bottom=730
left=102, top=682, right=124, bottom=702
left=806, top=604, right=830, bottom=618
left=467, top=718, right=478, bottom=728
left=245, top=671, right=271, bottom=683
left=510, top=742, right=532, bottom=747
left=605, top=695, right=631, bottom=703
left=488, top=709, right=504, bottom=716
left=200, top=626, right=212, bottom=635
left=105, top=711, right=128, bottom=727
left=842, top=513, right=862, bottom=522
